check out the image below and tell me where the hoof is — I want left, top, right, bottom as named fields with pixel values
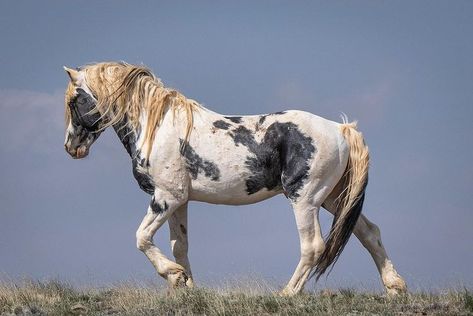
left=385, top=279, right=408, bottom=297
left=386, top=285, right=408, bottom=297
left=185, top=277, right=195, bottom=288
left=279, top=287, right=296, bottom=297
left=167, top=270, right=189, bottom=288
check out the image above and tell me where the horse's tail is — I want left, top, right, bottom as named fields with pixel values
left=312, top=120, right=370, bottom=281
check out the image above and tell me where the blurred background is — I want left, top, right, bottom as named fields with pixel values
left=0, top=1, right=472, bottom=291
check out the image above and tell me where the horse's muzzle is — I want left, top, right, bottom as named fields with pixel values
left=65, top=144, right=89, bottom=159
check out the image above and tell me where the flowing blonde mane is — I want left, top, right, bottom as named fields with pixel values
left=65, top=62, right=200, bottom=159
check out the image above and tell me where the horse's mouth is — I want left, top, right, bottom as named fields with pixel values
left=75, top=146, right=89, bottom=159
left=67, top=145, right=89, bottom=159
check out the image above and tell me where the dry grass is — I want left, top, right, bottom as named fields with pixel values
left=0, top=280, right=472, bottom=315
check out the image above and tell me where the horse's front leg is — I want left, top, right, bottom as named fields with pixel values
left=168, top=202, right=194, bottom=287
left=136, top=191, right=190, bottom=288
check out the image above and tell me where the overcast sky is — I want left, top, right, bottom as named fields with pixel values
left=0, top=1, right=472, bottom=291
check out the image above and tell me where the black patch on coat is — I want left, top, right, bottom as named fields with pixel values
left=229, top=122, right=315, bottom=199
left=213, top=120, right=231, bottom=130
left=67, top=88, right=103, bottom=150
left=224, top=116, right=242, bottom=124
left=67, top=125, right=101, bottom=150
left=113, top=118, right=155, bottom=195
left=69, top=88, right=102, bottom=131
left=179, top=140, right=221, bottom=181
left=132, top=153, right=155, bottom=195
left=113, top=117, right=137, bottom=157
left=258, top=111, right=287, bottom=125
left=150, top=196, right=169, bottom=214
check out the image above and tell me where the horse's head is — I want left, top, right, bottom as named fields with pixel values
left=63, top=66, right=104, bottom=159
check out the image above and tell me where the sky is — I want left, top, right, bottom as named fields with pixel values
left=0, top=1, right=472, bottom=291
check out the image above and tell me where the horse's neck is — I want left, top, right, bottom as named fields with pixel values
left=111, top=105, right=203, bottom=161
left=112, top=117, right=139, bottom=158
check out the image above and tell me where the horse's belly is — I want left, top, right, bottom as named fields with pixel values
left=189, top=180, right=282, bottom=205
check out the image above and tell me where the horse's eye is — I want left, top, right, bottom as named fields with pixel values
left=77, top=95, right=87, bottom=105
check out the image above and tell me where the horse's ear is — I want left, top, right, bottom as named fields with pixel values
left=63, top=66, right=81, bottom=85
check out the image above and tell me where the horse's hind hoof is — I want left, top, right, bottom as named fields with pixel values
left=383, top=272, right=407, bottom=297
left=279, top=287, right=297, bottom=297
left=386, top=286, right=408, bottom=297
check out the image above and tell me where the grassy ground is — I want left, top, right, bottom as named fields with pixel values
left=0, top=281, right=472, bottom=315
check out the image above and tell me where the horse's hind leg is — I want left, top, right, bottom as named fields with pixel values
left=168, top=202, right=194, bottom=287
left=281, top=199, right=324, bottom=296
left=354, top=214, right=407, bottom=295
left=323, top=189, right=407, bottom=295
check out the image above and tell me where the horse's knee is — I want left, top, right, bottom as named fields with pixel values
left=136, top=230, right=151, bottom=251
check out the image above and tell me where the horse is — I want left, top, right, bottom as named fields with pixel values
left=63, top=62, right=407, bottom=296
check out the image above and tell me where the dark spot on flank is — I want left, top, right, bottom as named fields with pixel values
left=180, top=224, right=187, bottom=235
left=150, top=197, right=168, bottom=214
left=230, top=126, right=259, bottom=152
left=179, top=140, right=221, bottom=181
left=229, top=122, right=315, bottom=200
left=224, top=116, right=243, bottom=124
left=213, top=120, right=231, bottom=130
left=278, top=123, right=315, bottom=199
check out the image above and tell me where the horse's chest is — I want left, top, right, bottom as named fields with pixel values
left=132, top=158, right=155, bottom=195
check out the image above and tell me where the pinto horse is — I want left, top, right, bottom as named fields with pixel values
left=63, top=62, right=406, bottom=295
